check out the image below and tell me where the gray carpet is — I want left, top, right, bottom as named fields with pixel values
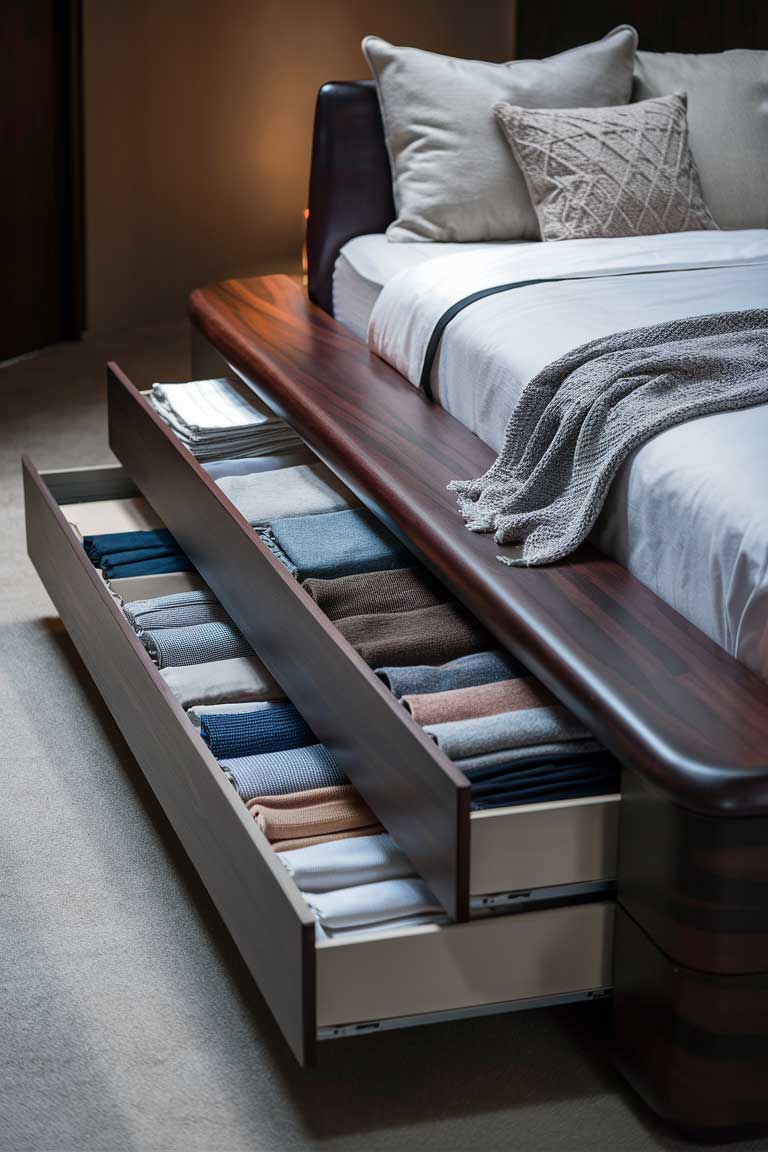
left=1, top=326, right=764, bottom=1152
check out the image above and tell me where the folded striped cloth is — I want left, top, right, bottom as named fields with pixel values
left=216, top=463, right=357, bottom=525
left=403, top=676, right=555, bottom=726
left=84, top=529, right=192, bottom=578
left=186, top=701, right=274, bottom=727
left=376, top=650, right=527, bottom=698
left=265, top=508, right=412, bottom=581
left=161, top=655, right=284, bottom=708
left=306, top=878, right=443, bottom=933
left=246, top=785, right=382, bottom=849
left=123, top=588, right=226, bottom=631
left=278, top=832, right=414, bottom=893
left=220, top=743, right=346, bottom=801
left=336, top=602, right=490, bottom=669
left=141, top=620, right=251, bottom=669
left=200, top=703, right=314, bottom=759
left=302, top=567, right=445, bottom=621
left=424, top=706, right=589, bottom=761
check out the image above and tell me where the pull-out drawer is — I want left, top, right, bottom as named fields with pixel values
left=104, top=363, right=620, bottom=921
left=23, top=458, right=613, bottom=1065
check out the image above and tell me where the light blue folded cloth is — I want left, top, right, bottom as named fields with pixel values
left=306, top=878, right=443, bottom=932
left=279, top=833, right=414, bottom=893
left=424, top=706, right=589, bottom=761
left=265, top=508, right=412, bottom=581
left=219, top=743, right=346, bottom=801
left=123, top=589, right=225, bottom=631
left=376, top=650, right=526, bottom=698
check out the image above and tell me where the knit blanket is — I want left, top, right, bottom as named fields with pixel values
left=449, top=309, right=768, bottom=566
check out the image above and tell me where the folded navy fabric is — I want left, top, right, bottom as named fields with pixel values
left=464, top=747, right=616, bottom=785
left=83, top=529, right=178, bottom=565
left=123, top=589, right=226, bottom=632
left=471, top=773, right=619, bottom=810
left=140, top=620, right=251, bottom=668
left=220, top=743, right=347, bottom=801
left=83, top=528, right=192, bottom=578
left=376, top=650, right=527, bottom=698
left=268, top=509, right=412, bottom=581
left=200, top=703, right=314, bottom=759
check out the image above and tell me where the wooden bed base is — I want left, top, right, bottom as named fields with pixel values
left=189, top=273, right=768, bottom=1136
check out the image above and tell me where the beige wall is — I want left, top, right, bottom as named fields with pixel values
left=83, top=0, right=516, bottom=332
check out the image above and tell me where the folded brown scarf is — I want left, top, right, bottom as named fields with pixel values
left=302, top=567, right=445, bottom=621
left=335, top=602, right=490, bottom=668
left=403, top=676, right=556, bottom=726
left=246, top=784, right=381, bottom=846
left=271, top=827, right=384, bottom=853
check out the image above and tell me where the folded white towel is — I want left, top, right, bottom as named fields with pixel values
left=280, top=833, right=414, bottom=893
left=306, top=878, right=443, bottom=931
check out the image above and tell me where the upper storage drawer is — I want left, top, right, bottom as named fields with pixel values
left=105, top=364, right=619, bottom=921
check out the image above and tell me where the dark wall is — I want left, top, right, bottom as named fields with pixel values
left=517, top=1, right=768, bottom=57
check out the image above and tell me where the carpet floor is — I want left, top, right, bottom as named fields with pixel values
left=1, top=325, right=762, bottom=1152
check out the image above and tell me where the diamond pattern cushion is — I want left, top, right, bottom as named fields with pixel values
left=494, top=92, right=717, bottom=241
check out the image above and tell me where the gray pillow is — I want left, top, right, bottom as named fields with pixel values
left=634, top=48, right=768, bottom=230
left=495, top=93, right=717, bottom=242
left=363, top=26, right=638, bottom=243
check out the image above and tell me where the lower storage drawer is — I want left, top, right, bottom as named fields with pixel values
left=23, top=457, right=614, bottom=1066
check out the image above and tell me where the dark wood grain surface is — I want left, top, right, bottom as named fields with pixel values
left=613, top=905, right=768, bottom=1136
left=188, top=275, right=768, bottom=819
left=106, top=365, right=471, bottom=921
left=23, top=457, right=317, bottom=1065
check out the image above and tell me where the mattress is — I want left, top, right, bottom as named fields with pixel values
left=334, top=233, right=768, bottom=682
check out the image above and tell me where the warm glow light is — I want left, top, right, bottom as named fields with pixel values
left=301, top=207, right=309, bottom=285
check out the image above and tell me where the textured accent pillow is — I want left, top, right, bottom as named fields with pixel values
left=362, top=26, right=638, bottom=243
left=634, top=48, right=768, bottom=230
left=494, top=93, right=717, bottom=242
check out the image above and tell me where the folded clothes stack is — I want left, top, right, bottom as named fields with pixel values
left=215, top=463, right=358, bottom=526
left=146, top=377, right=303, bottom=461
left=84, top=529, right=193, bottom=578
left=259, top=508, right=412, bottom=580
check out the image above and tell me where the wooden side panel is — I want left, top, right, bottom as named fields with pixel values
left=613, top=906, right=768, bottom=1137
left=105, top=366, right=470, bottom=922
left=23, top=456, right=316, bottom=1065
left=187, top=275, right=768, bottom=820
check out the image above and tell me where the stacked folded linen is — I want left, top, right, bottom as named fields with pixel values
left=140, top=620, right=251, bottom=669
left=122, top=588, right=227, bottom=631
left=423, top=707, right=589, bottom=759
left=306, top=878, right=443, bottom=933
left=465, top=749, right=620, bottom=809
left=215, top=463, right=357, bottom=525
left=278, top=833, right=414, bottom=892
left=203, top=449, right=314, bottom=480
left=246, top=784, right=384, bottom=850
left=222, top=745, right=347, bottom=801
left=262, top=508, right=412, bottom=581
left=376, top=650, right=527, bottom=697
left=302, top=567, right=445, bottom=620
left=335, top=602, right=490, bottom=668
left=402, top=676, right=556, bottom=726
left=161, top=655, right=285, bottom=709
left=201, top=703, right=314, bottom=759
left=147, top=378, right=303, bottom=461
left=84, top=529, right=192, bottom=578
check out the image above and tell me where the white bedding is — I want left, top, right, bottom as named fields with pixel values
left=334, top=231, right=768, bottom=681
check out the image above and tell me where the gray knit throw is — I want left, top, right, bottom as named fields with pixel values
left=449, top=309, right=768, bottom=566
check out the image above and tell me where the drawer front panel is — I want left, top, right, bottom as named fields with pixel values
left=23, top=457, right=316, bottom=1065
left=106, top=363, right=470, bottom=921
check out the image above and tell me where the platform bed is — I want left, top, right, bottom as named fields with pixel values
left=23, top=82, right=768, bottom=1137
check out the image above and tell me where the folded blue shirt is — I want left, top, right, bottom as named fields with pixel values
left=266, top=509, right=412, bottom=581
left=200, top=703, right=314, bottom=759
left=83, top=528, right=192, bottom=578
left=83, top=529, right=178, bottom=564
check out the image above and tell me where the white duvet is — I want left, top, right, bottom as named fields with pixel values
left=366, top=230, right=768, bottom=681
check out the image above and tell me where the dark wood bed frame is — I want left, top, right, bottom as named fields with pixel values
left=187, top=82, right=768, bottom=1137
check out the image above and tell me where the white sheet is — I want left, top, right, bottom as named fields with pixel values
left=343, top=231, right=768, bottom=681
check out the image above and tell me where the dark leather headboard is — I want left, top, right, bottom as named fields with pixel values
left=306, top=81, right=394, bottom=316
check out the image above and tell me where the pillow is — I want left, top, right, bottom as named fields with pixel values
left=362, top=26, right=638, bottom=243
left=633, top=48, right=768, bottom=230
left=494, top=93, right=717, bottom=242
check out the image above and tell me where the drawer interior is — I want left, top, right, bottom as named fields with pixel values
left=24, top=458, right=614, bottom=1064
